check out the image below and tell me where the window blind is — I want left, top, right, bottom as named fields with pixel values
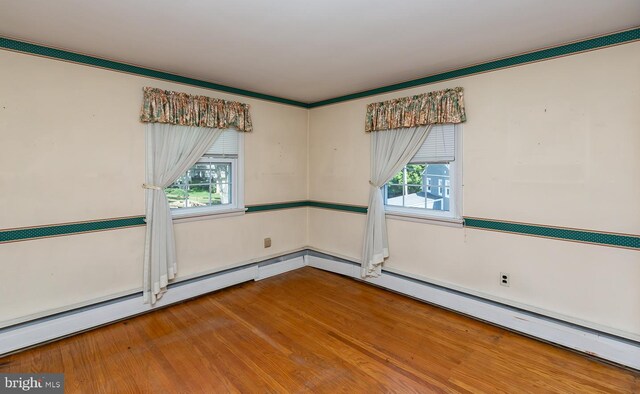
left=410, top=124, right=455, bottom=163
left=205, top=129, right=239, bottom=158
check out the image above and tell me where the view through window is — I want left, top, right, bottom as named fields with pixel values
left=165, top=129, right=240, bottom=212
left=384, top=163, right=451, bottom=212
left=383, top=124, right=459, bottom=217
left=166, top=160, right=233, bottom=209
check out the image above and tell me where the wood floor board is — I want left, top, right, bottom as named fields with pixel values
left=1, top=267, right=638, bottom=393
left=211, top=287, right=427, bottom=391
left=251, top=270, right=501, bottom=386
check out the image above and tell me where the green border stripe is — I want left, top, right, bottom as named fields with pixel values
left=0, top=216, right=146, bottom=243
left=308, top=28, right=640, bottom=107
left=246, top=201, right=308, bottom=212
left=0, top=37, right=309, bottom=108
left=3, top=29, right=638, bottom=109
left=464, top=218, right=640, bottom=249
left=246, top=200, right=367, bottom=213
left=307, top=200, right=368, bottom=214
left=2, top=204, right=639, bottom=250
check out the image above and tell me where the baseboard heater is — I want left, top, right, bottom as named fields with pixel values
left=0, top=249, right=638, bottom=371
left=0, top=251, right=307, bottom=357
left=305, top=250, right=640, bottom=371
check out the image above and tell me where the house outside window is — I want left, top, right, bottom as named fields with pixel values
left=383, top=124, right=462, bottom=223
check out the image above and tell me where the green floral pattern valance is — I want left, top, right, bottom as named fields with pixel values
left=140, top=87, right=253, bottom=132
left=365, top=87, right=466, bottom=132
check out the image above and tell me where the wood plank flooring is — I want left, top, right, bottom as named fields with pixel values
left=1, top=267, right=638, bottom=393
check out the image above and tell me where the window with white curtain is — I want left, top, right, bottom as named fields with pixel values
left=165, top=129, right=244, bottom=216
left=383, top=124, right=462, bottom=222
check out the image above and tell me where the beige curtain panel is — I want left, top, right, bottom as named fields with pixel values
left=140, top=87, right=253, bottom=132
left=142, top=123, right=225, bottom=305
left=362, top=125, right=433, bottom=278
left=365, top=87, right=466, bottom=132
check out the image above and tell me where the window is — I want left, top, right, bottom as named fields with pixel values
left=383, top=124, right=461, bottom=222
left=165, top=129, right=244, bottom=217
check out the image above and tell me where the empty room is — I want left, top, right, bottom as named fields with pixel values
left=0, top=1, right=639, bottom=392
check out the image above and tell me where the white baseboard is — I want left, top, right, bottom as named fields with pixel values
left=306, top=255, right=640, bottom=370
left=3, top=251, right=638, bottom=371
left=307, top=254, right=359, bottom=277
left=256, top=256, right=305, bottom=280
left=0, top=256, right=304, bottom=356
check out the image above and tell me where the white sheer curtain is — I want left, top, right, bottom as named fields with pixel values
left=143, top=123, right=224, bottom=304
left=361, top=125, right=433, bottom=277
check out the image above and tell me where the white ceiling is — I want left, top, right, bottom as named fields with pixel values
left=1, top=1, right=639, bottom=103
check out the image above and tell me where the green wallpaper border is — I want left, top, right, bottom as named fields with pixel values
left=307, top=200, right=368, bottom=214
left=464, top=217, right=640, bottom=250
left=2, top=203, right=638, bottom=250
left=246, top=201, right=308, bottom=212
left=1, top=28, right=638, bottom=108
left=0, top=37, right=308, bottom=108
left=0, top=216, right=145, bottom=244
left=308, top=28, right=640, bottom=107
left=245, top=200, right=367, bottom=213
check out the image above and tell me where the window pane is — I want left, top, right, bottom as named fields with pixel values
left=187, top=184, right=210, bottom=207
left=211, top=163, right=231, bottom=205
left=168, top=159, right=234, bottom=210
left=186, top=163, right=208, bottom=184
left=173, top=174, right=189, bottom=186
left=406, top=164, right=425, bottom=186
left=386, top=184, right=403, bottom=200
left=165, top=186, right=187, bottom=209
left=384, top=163, right=451, bottom=212
left=212, top=183, right=230, bottom=205
left=407, top=184, right=422, bottom=195
left=211, top=163, right=231, bottom=183
left=424, top=164, right=450, bottom=212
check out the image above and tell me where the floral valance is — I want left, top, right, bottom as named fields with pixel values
left=140, top=87, right=253, bottom=132
left=365, top=87, right=466, bottom=132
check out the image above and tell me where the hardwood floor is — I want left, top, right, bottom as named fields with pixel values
left=1, top=267, right=638, bottom=393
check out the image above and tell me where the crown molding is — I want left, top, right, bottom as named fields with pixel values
left=1, top=28, right=639, bottom=108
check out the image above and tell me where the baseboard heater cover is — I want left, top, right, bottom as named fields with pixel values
left=1, top=249, right=638, bottom=371
left=0, top=253, right=306, bottom=356
left=305, top=251, right=640, bottom=371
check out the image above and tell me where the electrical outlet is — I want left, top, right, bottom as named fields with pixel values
left=500, top=272, right=510, bottom=287
left=264, top=238, right=271, bottom=248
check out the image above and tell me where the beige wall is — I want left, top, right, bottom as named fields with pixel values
left=308, top=42, right=640, bottom=338
left=1, top=41, right=639, bottom=339
left=0, top=50, right=308, bottom=323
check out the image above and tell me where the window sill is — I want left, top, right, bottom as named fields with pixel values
left=172, top=207, right=246, bottom=224
left=385, top=210, right=463, bottom=228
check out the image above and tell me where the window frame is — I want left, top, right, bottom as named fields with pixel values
left=384, top=124, right=463, bottom=227
left=170, top=132, right=245, bottom=221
